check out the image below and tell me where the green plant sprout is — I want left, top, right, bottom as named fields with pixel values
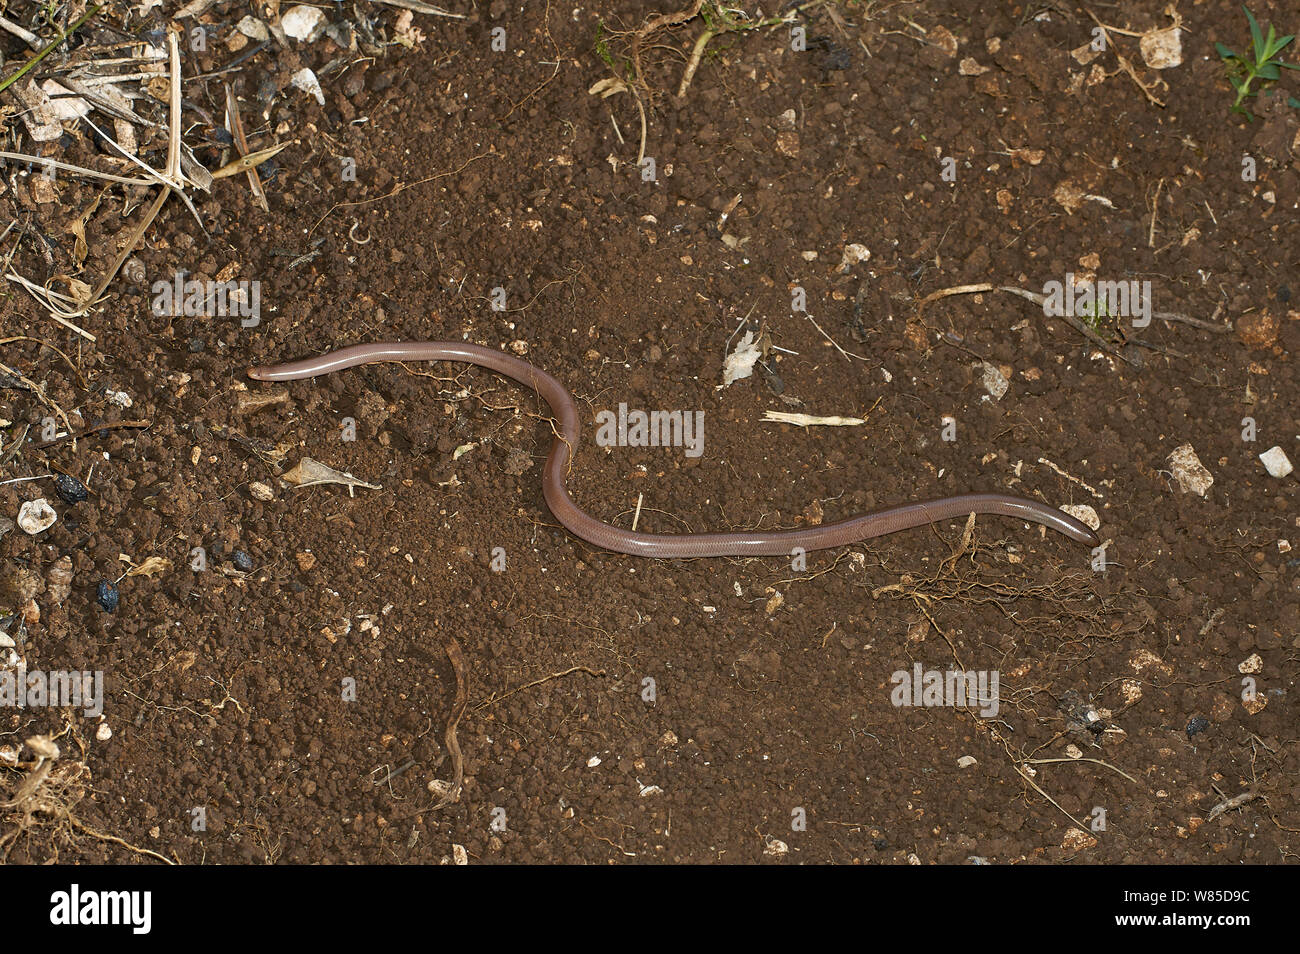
left=1078, top=298, right=1113, bottom=334
left=1215, top=5, right=1300, bottom=120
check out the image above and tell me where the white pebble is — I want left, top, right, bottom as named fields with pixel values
left=979, top=362, right=1008, bottom=400
left=1167, top=443, right=1213, bottom=496
left=1259, top=446, right=1293, bottom=479
left=291, top=68, right=326, bottom=106
left=96, top=723, right=113, bottom=742
left=1060, top=504, right=1100, bottom=530
left=281, top=5, right=327, bottom=42
left=17, top=498, right=56, bottom=534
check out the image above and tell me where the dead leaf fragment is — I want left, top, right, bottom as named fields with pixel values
left=281, top=457, right=382, bottom=492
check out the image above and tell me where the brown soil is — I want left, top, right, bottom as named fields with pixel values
left=1, top=0, right=1296, bottom=864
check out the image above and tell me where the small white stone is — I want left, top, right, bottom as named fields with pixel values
left=281, top=5, right=327, bottom=42
left=0, top=633, right=13, bottom=648
left=249, top=481, right=275, bottom=501
left=1167, top=443, right=1213, bottom=496
left=96, top=723, right=113, bottom=742
left=291, top=68, right=326, bottom=106
left=237, top=15, right=270, bottom=42
left=1259, top=446, right=1293, bottom=479
left=105, top=388, right=133, bottom=409
left=17, top=498, right=57, bottom=535
left=1060, top=504, right=1100, bottom=530
left=956, top=755, right=978, bottom=768
left=1139, top=26, right=1182, bottom=69
left=451, top=843, right=468, bottom=865
left=979, top=361, right=1008, bottom=400
left=764, top=838, right=789, bottom=857
left=587, top=755, right=601, bottom=768
left=838, top=243, right=871, bottom=272
left=1238, top=653, right=1263, bottom=675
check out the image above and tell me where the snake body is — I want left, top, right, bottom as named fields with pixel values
left=247, top=342, right=1101, bottom=557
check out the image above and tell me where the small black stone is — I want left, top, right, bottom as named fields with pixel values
left=232, top=550, right=254, bottom=572
left=53, top=473, right=89, bottom=504
left=96, top=580, right=119, bottom=612
left=1186, top=715, right=1210, bottom=737
left=188, top=337, right=206, bottom=353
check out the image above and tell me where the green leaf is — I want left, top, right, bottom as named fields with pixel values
left=1258, top=62, right=1280, bottom=80
left=1246, top=6, right=1265, bottom=59
left=1215, top=41, right=1237, bottom=59
left=1288, top=95, right=1300, bottom=108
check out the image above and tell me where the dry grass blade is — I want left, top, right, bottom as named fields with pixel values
left=222, top=84, right=269, bottom=211
left=5, top=29, right=194, bottom=330
left=0, top=150, right=156, bottom=186
left=78, top=30, right=189, bottom=318
left=429, top=639, right=467, bottom=810
left=368, top=0, right=467, bottom=17
left=210, top=141, right=289, bottom=179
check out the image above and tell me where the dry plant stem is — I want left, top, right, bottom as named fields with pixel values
left=675, top=0, right=823, bottom=99
left=475, top=665, right=607, bottom=711
left=429, top=638, right=467, bottom=811
left=367, top=0, right=466, bottom=18
left=69, top=818, right=175, bottom=864
left=309, top=150, right=496, bottom=234
left=80, top=30, right=186, bottom=317
left=0, top=4, right=102, bottom=96
left=0, top=335, right=85, bottom=385
left=1085, top=9, right=1166, bottom=107
left=0, top=360, right=75, bottom=440
left=224, top=83, right=268, bottom=212
left=677, top=25, right=717, bottom=98
left=917, top=282, right=1155, bottom=362
left=0, top=152, right=155, bottom=186
left=0, top=14, right=41, bottom=50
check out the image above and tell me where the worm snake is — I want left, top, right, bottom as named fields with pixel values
left=247, top=342, right=1101, bottom=557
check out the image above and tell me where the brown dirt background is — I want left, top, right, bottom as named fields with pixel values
left=1, top=0, right=1297, bottom=863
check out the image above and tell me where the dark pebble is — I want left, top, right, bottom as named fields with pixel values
left=1186, top=715, right=1210, bottom=737
left=54, top=472, right=89, bottom=504
left=188, top=337, right=206, bottom=353
left=96, top=580, right=119, bottom=612
left=232, top=550, right=254, bottom=572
